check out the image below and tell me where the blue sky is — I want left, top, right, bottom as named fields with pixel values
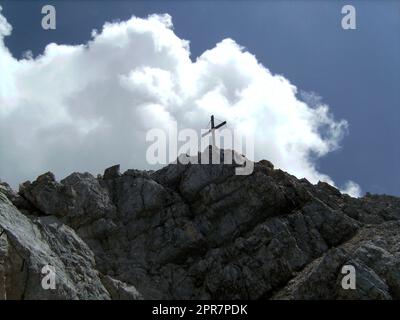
left=1, top=0, right=399, bottom=195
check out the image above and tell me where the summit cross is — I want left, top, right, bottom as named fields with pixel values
left=201, top=115, right=227, bottom=148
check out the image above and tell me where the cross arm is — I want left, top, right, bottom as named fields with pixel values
left=201, top=129, right=212, bottom=137
left=213, top=121, right=226, bottom=130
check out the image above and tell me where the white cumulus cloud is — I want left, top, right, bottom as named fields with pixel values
left=0, top=7, right=361, bottom=197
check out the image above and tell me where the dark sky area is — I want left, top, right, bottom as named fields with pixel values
left=1, top=0, right=399, bottom=195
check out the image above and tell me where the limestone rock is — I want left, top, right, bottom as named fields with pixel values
left=100, top=275, right=143, bottom=300
left=1, top=152, right=400, bottom=299
left=0, top=192, right=110, bottom=299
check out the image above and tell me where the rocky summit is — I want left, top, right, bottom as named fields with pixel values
left=1, top=150, right=400, bottom=300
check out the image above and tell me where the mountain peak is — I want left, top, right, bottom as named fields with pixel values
left=1, top=159, right=400, bottom=299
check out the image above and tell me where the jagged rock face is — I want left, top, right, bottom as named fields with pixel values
left=1, top=155, right=400, bottom=300
left=0, top=192, right=108, bottom=299
left=0, top=190, right=139, bottom=300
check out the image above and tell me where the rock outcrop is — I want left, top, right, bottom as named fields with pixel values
left=1, top=151, right=399, bottom=299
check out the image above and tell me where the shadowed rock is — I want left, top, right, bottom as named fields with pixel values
left=1, top=150, right=400, bottom=299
